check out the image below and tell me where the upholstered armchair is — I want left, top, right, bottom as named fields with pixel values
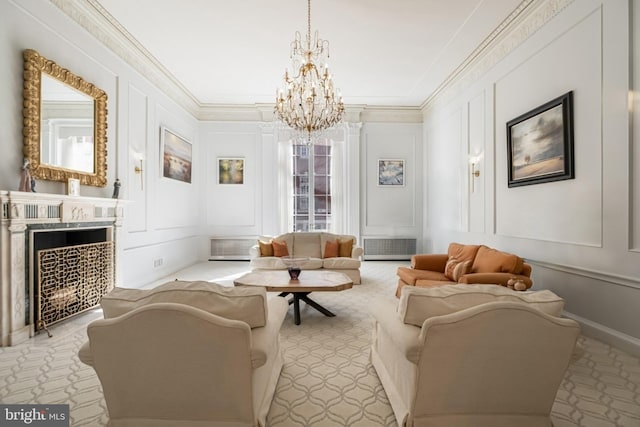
left=396, top=243, right=534, bottom=297
left=371, top=285, right=580, bottom=427
left=78, top=281, right=288, bottom=427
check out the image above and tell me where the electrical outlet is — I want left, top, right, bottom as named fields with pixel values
left=153, top=258, right=163, bottom=268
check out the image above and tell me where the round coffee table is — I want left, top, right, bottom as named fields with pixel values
left=234, top=270, right=353, bottom=325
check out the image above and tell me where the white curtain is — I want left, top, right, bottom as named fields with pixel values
left=329, top=138, right=346, bottom=234
left=277, top=140, right=294, bottom=233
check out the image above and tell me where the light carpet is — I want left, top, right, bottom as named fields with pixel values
left=0, top=261, right=638, bottom=426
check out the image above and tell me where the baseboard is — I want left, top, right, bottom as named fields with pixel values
left=8, top=326, right=31, bottom=346
left=564, top=311, right=640, bottom=357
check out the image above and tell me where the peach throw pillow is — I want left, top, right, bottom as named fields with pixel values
left=258, top=240, right=274, bottom=257
left=272, top=240, right=289, bottom=257
left=444, top=257, right=472, bottom=281
left=324, top=240, right=339, bottom=258
left=338, top=239, right=354, bottom=258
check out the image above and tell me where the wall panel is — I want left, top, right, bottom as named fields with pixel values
left=126, top=84, right=148, bottom=232
left=632, top=0, right=640, bottom=251
left=494, top=8, right=602, bottom=245
left=361, top=123, right=422, bottom=238
left=468, top=91, right=486, bottom=233
left=426, top=107, right=464, bottom=233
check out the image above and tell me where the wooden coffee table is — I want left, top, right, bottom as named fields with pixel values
left=234, top=270, right=353, bottom=325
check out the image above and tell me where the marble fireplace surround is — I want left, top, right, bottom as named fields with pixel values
left=0, top=191, right=125, bottom=346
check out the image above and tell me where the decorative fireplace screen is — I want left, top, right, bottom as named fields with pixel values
left=36, top=241, right=114, bottom=331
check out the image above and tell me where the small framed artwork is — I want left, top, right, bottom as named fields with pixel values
left=161, top=127, right=192, bottom=183
left=506, top=91, right=574, bottom=187
left=67, top=178, right=80, bottom=196
left=378, top=159, right=405, bottom=186
left=218, top=158, right=245, bottom=185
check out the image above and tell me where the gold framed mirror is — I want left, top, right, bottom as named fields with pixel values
left=23, top=49, right=108, bottom=187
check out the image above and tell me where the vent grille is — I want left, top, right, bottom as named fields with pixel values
left=209, top=238, right=255, bottom=260
left=363, top=238, right=417, bottom=260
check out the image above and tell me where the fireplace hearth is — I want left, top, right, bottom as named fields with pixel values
left=0, top=191, right=125, bottom=346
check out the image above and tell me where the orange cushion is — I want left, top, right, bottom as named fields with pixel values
left=444, top=258, right=472, bottom=281
left=324, top=240, right=339, bottom=258
left=272, top=240, right=289, bottom=257
left=398, top=266, right=450, bottom=286
left=338, top=238, right=354, bottom=257
left=471, top=246, right=523, bottom=274
left=258, top=240, right=273, bottom=257
left=447, top=243, right=481, bottom=263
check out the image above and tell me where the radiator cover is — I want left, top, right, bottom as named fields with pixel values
left=209, top=238, right=255, bottom=260
left=362, top=238, right=417, bottom=260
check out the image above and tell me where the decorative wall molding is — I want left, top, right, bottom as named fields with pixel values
left=564, top=311, right=640, bottom=357
left=196, top=103, right=422, bottom=123
left=528, top=259, right=640, bottom=291
left=50, top=0, right=200, bottom=115
left=422, top=0, right=576, bottom=113
left=50, top=0, right=424, bottom=124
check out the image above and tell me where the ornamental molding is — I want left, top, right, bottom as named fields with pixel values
left=49, top=0, right=200, bottom=116
left=51, top=0, right=574, bottom=123
left=422, top=0, right=576, bottom=113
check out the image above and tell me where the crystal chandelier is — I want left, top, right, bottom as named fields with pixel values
left=274, top=0, right=345, bottom=144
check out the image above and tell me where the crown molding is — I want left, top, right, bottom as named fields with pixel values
left=49, top=0, right=425, bottom=124
left=421, top=0, right=575, bottom=113
left=50, top=0, right=201, bottom=115
left=51, top=0, right=563, bottom=124
left=196, top=103, right=423, bottom=123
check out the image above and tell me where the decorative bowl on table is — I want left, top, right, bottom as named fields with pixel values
left=281, top=256, right=309, bottom=280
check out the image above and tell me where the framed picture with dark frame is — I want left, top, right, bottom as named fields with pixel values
left=161, top=127, right=192, bottom=183
left=506, top=91, right=574, bottom=187
left=218, top=158, right=245, bottom=185
left=378, top=159, right=405, bottom=186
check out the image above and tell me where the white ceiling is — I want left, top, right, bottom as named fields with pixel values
left=93, top=0, right=525, bottom=108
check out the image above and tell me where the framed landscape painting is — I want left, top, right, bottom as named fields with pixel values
left=218, top=158, right=244, bottom=185
left=161, top=127, right=192, bottom=183
left=378, top=159, right=404, bottom=186
left=506, top=91, right=574, bottom=187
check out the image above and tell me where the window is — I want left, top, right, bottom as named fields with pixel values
left=292, top=143, right=332, bottom=232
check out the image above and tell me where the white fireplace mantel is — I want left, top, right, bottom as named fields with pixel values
left=0, top=191, right=127, bottom=346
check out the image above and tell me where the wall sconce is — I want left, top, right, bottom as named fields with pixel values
left=470, top=162, right=480, bottom=193
left=469, top=155, right=482, bottom=193
left=133, top=157, right=144, bottom=190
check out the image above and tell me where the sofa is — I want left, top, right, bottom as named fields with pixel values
left=371, top=284, right=580, bottom=427
left=79, top=281, right=288, bottom=427
left=396, top=242, right=533, bottom=297
left=249, top=232, right=363, bottom=284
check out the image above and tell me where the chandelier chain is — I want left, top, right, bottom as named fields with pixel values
left=307, top=0, right=311, bottom=45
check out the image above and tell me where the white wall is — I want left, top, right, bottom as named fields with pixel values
left=424, top=0, right=640, bottom=354
left=0, top=0, right=201, bottom=288
left=198, top=121, right=420, bottom=251
left=361, top=123, right=423, bottom=249
left=199, top=121, right=269, bottom=238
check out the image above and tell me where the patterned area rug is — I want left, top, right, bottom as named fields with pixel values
left=0, top=261, right=638, bottom=426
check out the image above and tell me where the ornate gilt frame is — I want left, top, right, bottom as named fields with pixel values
left=23, top=49, right=108, bottom=187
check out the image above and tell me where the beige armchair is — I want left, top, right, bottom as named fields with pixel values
left=371, top=285, right=580, bottom=427
left=79, top=281, right=288, bottom=427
